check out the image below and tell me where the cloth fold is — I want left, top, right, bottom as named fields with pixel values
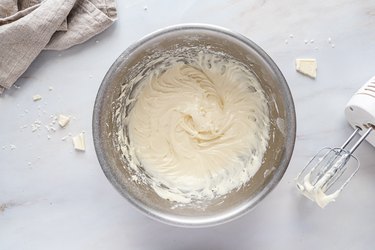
left=0, top=0, right=117, bottom=93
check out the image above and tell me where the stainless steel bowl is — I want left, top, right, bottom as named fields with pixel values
left=93, top=24, right=296, bottom=227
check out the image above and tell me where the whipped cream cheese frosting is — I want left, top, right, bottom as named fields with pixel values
left=296, top=151, right=348, bottom=208
left=123, top=51, right=270, bottom=203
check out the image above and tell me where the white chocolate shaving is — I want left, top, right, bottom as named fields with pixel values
left=32, top=94, right=42, bottom=101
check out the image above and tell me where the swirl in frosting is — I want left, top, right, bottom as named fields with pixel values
left=127, top=52, right=270, bottom=203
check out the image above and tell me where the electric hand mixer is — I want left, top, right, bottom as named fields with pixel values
left=296, top=76, right=375, bottom=208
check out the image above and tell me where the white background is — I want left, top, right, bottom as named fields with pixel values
left=1, top=0, right=375, bottom=249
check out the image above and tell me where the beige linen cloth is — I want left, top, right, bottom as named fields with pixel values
left=0, top=0, right=117, bottom=93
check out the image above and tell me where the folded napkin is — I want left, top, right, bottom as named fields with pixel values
left=0, top=0, right=117, bottom=93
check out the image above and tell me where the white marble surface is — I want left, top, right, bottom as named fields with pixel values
left=1, top=0, right=375, bottom=249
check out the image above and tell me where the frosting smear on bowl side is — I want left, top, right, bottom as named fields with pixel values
left=125, top=51, right=270, bottom=203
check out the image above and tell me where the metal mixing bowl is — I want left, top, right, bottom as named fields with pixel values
left=93, top=24, right=296, bottom=227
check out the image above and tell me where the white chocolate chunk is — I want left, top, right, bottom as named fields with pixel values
left=32, top=94, right=42, bottom=101
left=58, top=114, right=70, bottom=128
left=72, top=133, right=85, bottom=151
left=295, top=58, right=317, bottom=78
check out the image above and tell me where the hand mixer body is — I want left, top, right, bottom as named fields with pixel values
left=345, top=75, right=375, bottom=146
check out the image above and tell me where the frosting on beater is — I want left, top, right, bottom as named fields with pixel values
left=126, top=52, right=270, bottom=203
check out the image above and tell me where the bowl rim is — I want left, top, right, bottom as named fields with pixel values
left=92, top=23, right=296, bottom=227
